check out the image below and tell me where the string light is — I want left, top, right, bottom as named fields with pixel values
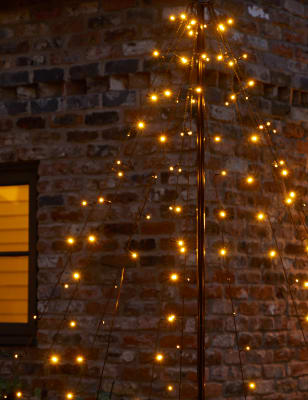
left=180, top=247, right=186, bottom=253
left=116, top=160, right=121, bottom=165
left=230, top=94, right=236, bottom=101
left=250, top=135, right=259, bottom=143
left=227, top=18, right=234, bottom=24
left=16, top=393, right=22, bottom=399
left=248, top=80, right=255, bottom=87
left=64, top=284, right=69, bottom=289
left=269, top=250, right=277, bottom=258
left=137, top=121, right=145, bottom=129
left=177, top=240, right=184, bottom=246
left=201, top=53, right=207, bottom=60
left=218, top=210, right=226, bottom=218
left=66, top=237, right=75, bottom=245
left=159, top=135, right=167, bottom=143
left=118, top=171, right=123, bottom=178
left=156, top=353, right=164, bottom=362
left=180, top=13, right=186, bottom=20
left=87, top=234, right=96, bottom=243
left=81, top=200, right=87, bottom=207
left=73, top=272, right=80, bottom=280
left=164, top=90, right=172, bottom=97
left=76, top=356, right=84, bottom=364
left=217, top=23, right=225, bottom=32
left=245, top=346, right=251, bottom=351
left=167, top=385, right=174, bottom=392
left=169, top=166, right=174, bottom=171
left=217, top=54, right=223, bottom=61
left=98, top=197, right=104, bottom=203
left=281, top=169, right=289, bottom=177
left=50, top=355, right=59, bottom=364
left=69, top=320, right=76, bottom=328
left=175, top=206, right=182, bottom=213
left=66, top=393, right=74, bottom=400
left=228, top=60, right=235, bottom=67
left=131, top=252, right=138, bottom=259
left=249, top=382, right=256, bottom=390
left=181, top=57, right=188, bottom=64
left=195, top=87, right=202, bottom=93
left=170, top=273, right=179, bottom=281
left=14, top=354, right=18, bottom=359
left=285, top=197, right=293, bottom=205
left=304, top=282, right=308, bottom=288
left=190, top=19, right=197, bottom=25
left=167, top=314, right=176, bottom=322
left=266, top=122, right=271, bottom=126
left=169, top=15, right=176, bottom=21
left=289, top=191, right=296, bottom=198
left=146, top=214, right=151, bottom=220
left=214, top=136, right=221, bottom=142
left=221, top=170, right=227, bottom=176
left=246, top=176, right=254, bottom=184
left=219, top=248, right=227, bottom=256
left=242, top=53, right=248, bottom=59
left=150, top=94, right=158, bottom=102
left=256, top=212, right=265, bottom=221
left=152, top=50, right=159, bottom=57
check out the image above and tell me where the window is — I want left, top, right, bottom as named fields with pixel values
left=0, top=162, right=37, bottom=344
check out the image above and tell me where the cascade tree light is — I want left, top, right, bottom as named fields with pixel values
left=0, top=1, right=308, bottom=400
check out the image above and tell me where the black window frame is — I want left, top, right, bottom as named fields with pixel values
left=0, top=161, right=38, bottom=345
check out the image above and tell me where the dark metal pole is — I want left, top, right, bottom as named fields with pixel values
left=196, top=2, right=206, bottom=400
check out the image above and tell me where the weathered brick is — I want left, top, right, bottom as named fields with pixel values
left=102, top=91, right=136, bottom=107
left=39, top=195, right=64, bottom=207
left=69, top=63, right=100, bottom=80
left=67, top=131, right=98, bottom=142
left=31, top=98, right=59, bottom=114
left=17, top=116, right=45, bottom=129
left=105, top=59, right=139, bottom=74
left=0, top=40, right=29, bottom=55
left=66, top=94, right=99, bottom=110
left=5, top=100, right=28, bottom=115
left=85, top=111, right=119, bottom=125
left=101, top=0, right=137, bottom=11
left=33, top=68, right=64, bottom=83
left=0, top=71, right=29, bottom=87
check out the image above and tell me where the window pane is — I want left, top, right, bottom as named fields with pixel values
left=0, top=256, right=28, bottom=323
left=0, top=185, right=29, bottom=252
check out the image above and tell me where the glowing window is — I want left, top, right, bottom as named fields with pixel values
left=0, top=163, right=37, bottom=344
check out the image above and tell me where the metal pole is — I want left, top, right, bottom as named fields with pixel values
left=196, top=2, right=206, bottom=399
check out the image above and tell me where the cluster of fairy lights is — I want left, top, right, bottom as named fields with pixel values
left=5, top=9, right=308, bottom=400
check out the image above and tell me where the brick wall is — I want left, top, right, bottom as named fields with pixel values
left=1, top=0, right=308, bottom=399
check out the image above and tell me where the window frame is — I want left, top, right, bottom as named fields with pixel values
left=0, top=161, right=38, bottom=345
